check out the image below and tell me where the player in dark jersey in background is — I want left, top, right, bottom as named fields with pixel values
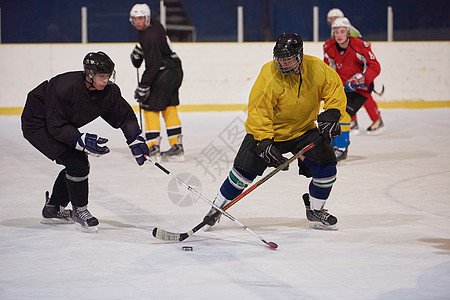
left=130, top=3, right=184, bottom=161
left=324, top=17, right=381, bottom=161
left=202, top=33, right=347, bottom=231
left=21, top=51, right=149, bottom=232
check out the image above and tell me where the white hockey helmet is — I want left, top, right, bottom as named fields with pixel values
left=332, top=17, right=351, bottom=32
left=327, top=8, right=344, bottom=25
left=129, top=4, right=151, bottom=26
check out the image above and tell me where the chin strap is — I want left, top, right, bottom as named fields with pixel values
left=83, top=71, right=98, bottom=90
left=297, top=73, right=303, bottom=97
left=297, top=65, right=304, bottom=97
left=84, top=76, right=96, bottom=90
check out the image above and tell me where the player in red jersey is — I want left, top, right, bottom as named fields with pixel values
left=323, top=17, right=381, bottom=161
left=327, top=9, right=384, bottom=135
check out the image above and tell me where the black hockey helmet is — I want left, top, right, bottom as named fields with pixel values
left=83, top=51, right=115, bottom=79
left=273, top=33, right=303, bottom=75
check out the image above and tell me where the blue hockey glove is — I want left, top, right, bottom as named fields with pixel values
left=255, top=139, right=288, bottom=170
left=345, top=73, right=368, bottom=92
left=344, top=81, right=358, bottom=92
left=134, top=84, right=150, bottom=103
left=127, top=130, right=149, bottom=166
left=75, top=133, right=110, bottom=157
left=130, top=45, right=144, bottom=68
left=317, top=109, right=342, bottom=145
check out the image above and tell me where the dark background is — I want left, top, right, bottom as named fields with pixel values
left=1, top=0, right=449, bottom=43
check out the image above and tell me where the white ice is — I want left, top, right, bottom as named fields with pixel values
left=1, top=109, right=449, bottom=300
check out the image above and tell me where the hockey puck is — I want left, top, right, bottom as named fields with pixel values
left=182, top=246, right=193, bottom=251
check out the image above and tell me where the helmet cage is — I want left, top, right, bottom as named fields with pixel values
left=83, top=51, right=116, bottom=84
left=129, top=4, right=151, bottom=26
left=273, top=33, right=303, bottom=76
left=273, top=54, right=302, bottom=76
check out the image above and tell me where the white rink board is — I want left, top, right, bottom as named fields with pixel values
left=0, top=41, right=449, bottom=108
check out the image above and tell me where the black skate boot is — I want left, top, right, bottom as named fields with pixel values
left=302, top=193, right=338, bottom=231
left=333, top=146, right=348, bottom=162
left=72, top=205, right=99, bottom=233
left=366, top=118, right=384, bottom=135
left=203, top=193, right=230, bottom=231
left=161, top=135, right=184, bottom=161
left=41, top=191, right=74, bottom=224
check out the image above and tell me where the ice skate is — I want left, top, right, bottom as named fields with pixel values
left=161, top=142, right=185, bottom=161
left=367, top=118, right=384, bottom=135
left=40, top=191, right=74, bottom=224
left=72, top=205, right=99, bottom=233
left=350, top=119, right=360, bottom=135
left=147, top=143, right=161, bottom=161
left=203, top=207, right=221, bottom=231
left=203, top=193, right=230, bottom=231
left=146, top=136, right=161, bottom=161
left=333, top=146, right=348, bottom=162
left=302, top=193, right=338, bottom=231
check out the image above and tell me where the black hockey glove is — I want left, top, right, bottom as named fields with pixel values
left=74, top=133, right=110, bottom=157
left=298, top=159, right=312, bottom=178
left=255, top=139, right=289, bottom=170
left=130, top=45, right=144, bottom=68
left=134, top=84, right=150, bottom=103
left=317, top=109, right=342, bottom=145
left=127, top=130, right=150, bottom=166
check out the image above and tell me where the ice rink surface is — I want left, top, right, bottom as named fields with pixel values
left=1, top=109, right=449, bottom=299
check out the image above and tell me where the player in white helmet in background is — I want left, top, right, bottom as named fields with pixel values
left=324, top=17, right=381, bottom=161
left=129, top=3, right=185, bottom=161
left=327, top=8, right=384, bottom=135
left=327, top=8, right=362, bottom=38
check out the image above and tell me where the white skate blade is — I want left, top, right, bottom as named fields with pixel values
left=75, top=223, right=98, bottom=233
left=350, top=129, right=360, bottom=135
left=162, top=154, right=185, bottom=162
left=366, top=127, right=384, bottom=135
left=40, top=218, right=74, bottom=225
left=308, top=221, right=338, bottom=231
left=147, top=153, right=162, bottom=162
left=337, top=160, right=345, bottom=166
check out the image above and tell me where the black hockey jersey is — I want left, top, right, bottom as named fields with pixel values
left=22, top=71, right=139, bottom=147
left=138, top=20, right=179, bottom=87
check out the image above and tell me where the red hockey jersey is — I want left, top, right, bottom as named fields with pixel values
left=323, top=37, right=380, bottom=97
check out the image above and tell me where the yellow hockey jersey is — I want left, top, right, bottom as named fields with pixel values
left=245, top=54, right=347, bottom=142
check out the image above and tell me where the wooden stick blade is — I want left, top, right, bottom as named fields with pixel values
left=152, top=227, right=183, bottom=242
left=152, top=227, right=194, bottom=242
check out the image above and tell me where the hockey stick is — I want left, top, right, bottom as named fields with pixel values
left=144, top=155, right=278, bottom=249
left=373, top=84, right=385, bottom=97
left=152, top=136, right=324, bottom=246
left=136, top=68, right=143, bottom=130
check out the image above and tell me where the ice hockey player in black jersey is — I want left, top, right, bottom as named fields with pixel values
left=21, top=51, right=149, bottom=232
left=129, top=3, right=184, bottom=161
